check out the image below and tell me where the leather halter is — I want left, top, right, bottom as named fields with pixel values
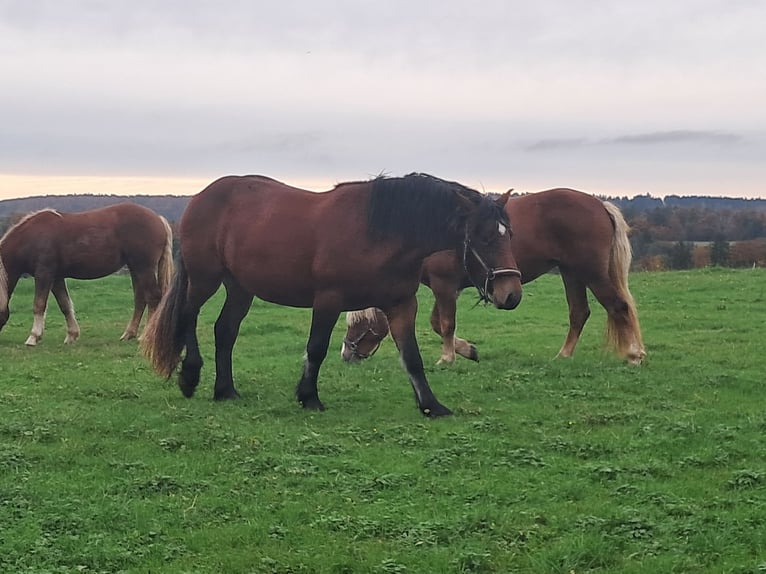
left=463, top=233, right=522, bottom=304
left=343, top=326, right=383, bottom=359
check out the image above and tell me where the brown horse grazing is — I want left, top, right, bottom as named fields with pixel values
left=342, top=188, right=646, bottom=365
left=141, top=173, right=523, bottom=417
left=0, top=203, right=174, bottom=346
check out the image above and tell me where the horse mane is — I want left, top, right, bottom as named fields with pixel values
left=366, top=173, right=486, bottom=243
left=0, top=209, right=62, bottom=309
left=0, top=209, right=61, bottom=247
left=346, top=308, right=382, bottom=327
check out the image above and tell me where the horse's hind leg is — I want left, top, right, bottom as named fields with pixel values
left=51, top=278, right=80, bottom=344
left=121, top=268, right=154, bottom=341
left=557, top=270, right=591, bottom=358
left=296, top=303, right=341, bottom=411
left=386, top=296, right=451, bottom=417
left=587, top=279, right=645, bottom=364
left=212, top=280, right=254, bottom=400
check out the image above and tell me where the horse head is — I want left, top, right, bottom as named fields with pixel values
left=341, top=307, right=390, bottom=362
left=459, top=191, right=523, bottom=310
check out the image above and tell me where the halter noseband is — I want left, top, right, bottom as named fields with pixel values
left=343, top=326, right=383, bottom=359
left=463, top=233, right=522, bottom=304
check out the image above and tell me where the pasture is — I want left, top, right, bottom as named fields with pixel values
left=1, top=268, right=765, bottom=573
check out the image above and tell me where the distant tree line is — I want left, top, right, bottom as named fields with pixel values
left=2, top=192, right=766, bottom=270
left=622, top=205, right=766, bottom=270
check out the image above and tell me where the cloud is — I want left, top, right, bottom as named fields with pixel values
left=524, top=131, right=744, bottom=154
left=1, top=1, right=765, bottom=199
left=524, top=138, right=588, bottom=152
left=607, top=130, right=743, bottom=146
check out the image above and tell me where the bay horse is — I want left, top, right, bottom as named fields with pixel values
left=140, top=173, right=523, bottom=417
left=342, top=188, right=646, bottom=365
left=0, top=203, right=174, bottom=345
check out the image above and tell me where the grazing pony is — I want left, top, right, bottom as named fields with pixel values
left=141, top=173, right=523, bottom=417
left=342, top=188, right=646, bottom=365
left=0, top=203, right=173, bottom=345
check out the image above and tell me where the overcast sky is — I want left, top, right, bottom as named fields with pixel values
left=1, top=0, right=764, bottom=200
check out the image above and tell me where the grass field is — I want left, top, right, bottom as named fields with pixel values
left=1, top=268, right=765, bottom=573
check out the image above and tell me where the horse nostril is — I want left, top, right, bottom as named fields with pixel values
left=504, top=292, right=522, bottom=310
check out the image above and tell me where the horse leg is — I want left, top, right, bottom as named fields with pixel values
left=558, top=271, right=590, bottom=358
left=212, top=280, right=254, bottom=400
left=51, top=278, right=80, bottom=344
left=588, top=279, right=646, bottom=365
left=296, top=305, right=341, bottom=411
left=432, top=286, right=477, bottom=364
left=428, top=300, right=453, bottom=364
left=178, top=276, right=221, bottom=398
left=25, top=277, right=52, bottom=346
left=386, top=297, right=452, bottom=417
left=121, top=268, right=151, bottom=341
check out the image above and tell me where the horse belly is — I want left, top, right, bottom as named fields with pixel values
left=61, top=252, right=123, bottom=279
left=229, top=258, right=317, bottom=308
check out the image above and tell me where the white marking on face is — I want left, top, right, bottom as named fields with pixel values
left=498, top=222, right=507, bottom=236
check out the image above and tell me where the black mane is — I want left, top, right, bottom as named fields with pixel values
left=367, top=173, right=488, bottom=244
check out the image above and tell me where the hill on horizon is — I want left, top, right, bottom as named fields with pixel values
left=1, top=192, right=766, bottom=223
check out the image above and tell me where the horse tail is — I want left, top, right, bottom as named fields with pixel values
left=157, top=216, right=174, bottom=293
left=603, top=201, right=645, bottom=360
left=141, top=256, right=188, bottom=378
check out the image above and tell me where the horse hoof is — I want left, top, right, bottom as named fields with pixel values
left=178, top=381, right=197, bottom=398
left=300, top=397, right=326, bottom=411
left=25, top=336, right=39, bottom=346
left=467, top=346, right=479, bottom=362
left=214, top=389, right=241, bottom=401
left=421, top=403, right=453, bottom=417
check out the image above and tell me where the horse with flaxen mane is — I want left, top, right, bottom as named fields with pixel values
left=0, top=203, right=173, bottom=345
left=141, top=173, right=523, bottom=417
left=342, top=188, right=646, bottom=365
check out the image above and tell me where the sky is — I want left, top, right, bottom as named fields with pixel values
left=1, top=0, right=764, bottom=201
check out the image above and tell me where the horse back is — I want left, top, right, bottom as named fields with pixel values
left=505, top=189, right=615, bottom=281
left=420, top=188, right=616, bottom=287
left=23, top=204, right=165, bottom=279
left=179, top=175, right=424, bottom=308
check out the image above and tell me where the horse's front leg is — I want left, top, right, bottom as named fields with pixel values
left=51, top=278, right=80, bottom=344
left=25, top=276, right=52, bottom=346
left=296, top=305, right=340, bottom=411
left=386, top=297, right=452, bottom=417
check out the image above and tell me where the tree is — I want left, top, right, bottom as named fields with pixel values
left=710, top=235, right=730, bottom=267
left=669, top=241, right=693, bottom=270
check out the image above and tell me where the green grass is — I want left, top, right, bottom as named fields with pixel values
left=1, top=268, right=765, bottom=573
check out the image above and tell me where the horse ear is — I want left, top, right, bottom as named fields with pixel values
left=495, top=189, right=513, bottom=207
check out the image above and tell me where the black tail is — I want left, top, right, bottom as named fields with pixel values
left=141, top=258, right=189, bottom=378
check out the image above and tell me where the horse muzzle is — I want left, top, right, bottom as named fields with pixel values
left=493, top=288, right=522, bottom=310
left=486, top=269, right=523, bottom=310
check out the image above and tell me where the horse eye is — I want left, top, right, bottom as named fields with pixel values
left=498, top=222, right=507, bottom=236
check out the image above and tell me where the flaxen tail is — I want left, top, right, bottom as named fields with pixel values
left=157, top=216, right=174, bottom=293
left=141, top=257, right=188, bottom=378
left=603, top=201, right=646, bottom=363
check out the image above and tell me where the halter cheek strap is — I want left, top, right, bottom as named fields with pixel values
left=343, top=327, right=383, bottom=359
left=463, top=238, right=522, bottom=304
